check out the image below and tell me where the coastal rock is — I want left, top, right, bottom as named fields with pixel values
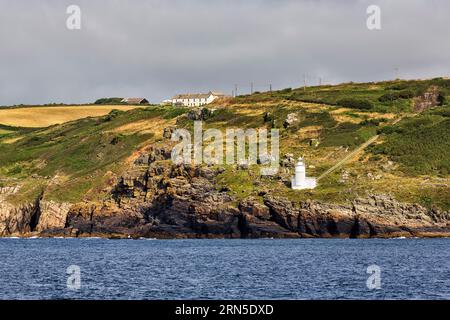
left=1, top=156, right=449, bottom=239
left=35, top=201, right=71, bottom=232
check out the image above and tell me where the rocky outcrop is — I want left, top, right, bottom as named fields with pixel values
left=413, top=86, right=441, bottom=112
left=0, top=201, right=36, bottom=236
left=186, top=108, right=213, bottom=121
left=36, top=201, right=71, bottom=232
left=0, top=195, right=71, bottom=236
left=264, top=195, right=450, bottom=238
left=283, top=113, right=299, bottom=128
left=1, top=147, right=449, bottom=239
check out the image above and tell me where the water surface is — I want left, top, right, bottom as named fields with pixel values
left=0, top=238, right=448, bottom=299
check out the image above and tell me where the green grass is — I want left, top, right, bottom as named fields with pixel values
left=2, top=79, right=449, bottom=210
left=371, top=111, right=450, bottom=175
left=234, top=78, right=450, bottom=113
left=0, top=107, right=188, bottom=202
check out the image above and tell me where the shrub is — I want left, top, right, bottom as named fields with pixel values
left=103, top=109, right=124, bottom=122
left=336, top=98, right=374, bottom=110
left=430, top=108, right=450, bottom=117
left=110, top=134, right=125, bottom=145
left=379, top=89, right=416, bottom=102
left=437, top=93, right=447, bottom=106
left=378, top=126, right=395, bottom=134
left=279, top=88, right=292, bottom=94
left=379, top=92, right=401, bottom=102
left=263, top=112, right=273, bottom=123
left=398, top=89, right=416, bottom=99
left=94, top=97, right=124, bottom=105
left=8, top=165, right=22, bottom=175
left=360, top=118, right=387, bottom=126
left=371, top=118, right=450, bottom=175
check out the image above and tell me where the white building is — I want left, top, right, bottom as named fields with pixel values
left=292, top=158, right=317, bottom=190
left=170, top=91, right=225, bottom=107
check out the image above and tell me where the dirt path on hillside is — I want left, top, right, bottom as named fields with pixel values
left=316, top=115, right=408, bottom=181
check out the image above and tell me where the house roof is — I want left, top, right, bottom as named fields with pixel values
left=172, top=93, right=209, bottom=100
left=121, top=98, right=148, bottom=104
left=171, top=91, right=225, bottom=100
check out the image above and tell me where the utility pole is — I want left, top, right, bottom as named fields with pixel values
left=269, top=84, right=272, bottom=92
left=319, top=77, right=322, bottom=86
left=251, top=82, right=254, bottom=94
left=234, top=84, right=238, bottom=97
left=303, top=74, right=307, bottom=91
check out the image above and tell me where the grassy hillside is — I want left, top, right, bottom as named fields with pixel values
left=0, top=78, right=449, bottom=210
left=0, top=107, right=186, bottom=203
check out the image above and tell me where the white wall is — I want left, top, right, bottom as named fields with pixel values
left=172, top=94, right=218, bottom=107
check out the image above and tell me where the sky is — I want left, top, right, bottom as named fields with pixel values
left=0, top=0, right=449, bottom=105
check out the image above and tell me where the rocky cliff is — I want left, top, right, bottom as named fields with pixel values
left=1, top=145, right=449, bottom=239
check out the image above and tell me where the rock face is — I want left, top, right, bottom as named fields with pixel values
left=264, top=195, right=449, bottom=238
left=0, top=201, right=36, bottom=236
left=36, top=201, right=72, bottom=232
left=0, top=194, right=71, bottom=236
left=413, top=86, right=441, bottom=112
left=1, top=147, right=449, bottom=239
left=283, top=113, right=299, bottom=128
left=186, top=108, right=213, bottom=121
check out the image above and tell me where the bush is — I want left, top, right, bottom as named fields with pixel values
left=437, top=93, right=447, bottom=106
left=360, top=118, right=387, bottom=126
left=378, top=89, right=416, bottom=102
left=94, top=97, right=124, bottom=105
left=378, top=125, right=397, bottom=135
left=103, top=109, right=124, bottom=122
left=279, top=88, right=292, bottom=94
left=263, top=112, right=273, bottom=123
left=398, top=89, right=416, bottom=99
left=336, top=98, right=374, bottom=110
left=430, top=108, right=450, bottom=117
left=387, top=83, right=409, bottom=90
left=371, top=118, right=450, bottom=175
left=379, top=92, right=401, bottom=102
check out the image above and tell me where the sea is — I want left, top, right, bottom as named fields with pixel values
left=0, top=238, right=448, bottom=300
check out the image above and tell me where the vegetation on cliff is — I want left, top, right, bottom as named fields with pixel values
left=0, top=78, right=449, bottom=212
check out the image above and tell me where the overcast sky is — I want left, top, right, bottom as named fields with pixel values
left=0, top=0, right=449, bottom=105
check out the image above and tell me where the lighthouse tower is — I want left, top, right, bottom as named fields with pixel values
left=291, top=157, right=317, bottom=190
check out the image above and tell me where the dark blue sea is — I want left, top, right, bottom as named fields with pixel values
left=0, top=238, right=448, bottom=300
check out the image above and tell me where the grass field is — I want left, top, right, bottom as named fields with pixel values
left=0, top=105, right=142, bottom=128
left=0, top=129, right=12, bottom=134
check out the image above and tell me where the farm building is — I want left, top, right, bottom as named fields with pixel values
left=170, top=91, right=225, bottom=107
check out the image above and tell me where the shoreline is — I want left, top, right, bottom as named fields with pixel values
left=2, top=232, right=450, bottom=240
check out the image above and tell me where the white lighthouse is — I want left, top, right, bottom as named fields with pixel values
left=291, top=157, right=317, bottom=190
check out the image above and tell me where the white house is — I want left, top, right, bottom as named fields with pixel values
left=170, top=91, right=225, bottom=107
left=292, top=158, right=317, bottom=190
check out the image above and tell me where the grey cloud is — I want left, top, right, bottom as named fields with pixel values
left=0, top=0, right=449, bottom=105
